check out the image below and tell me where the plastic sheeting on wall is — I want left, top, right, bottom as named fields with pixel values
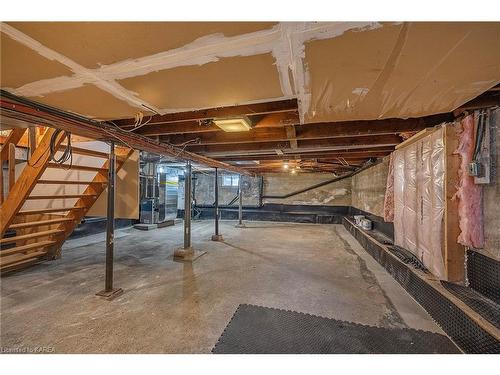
left=454, top=114, right=484, bottom=249
left=383, top=153, right=395, bottom=222
left=393, top=127, right=446, bottom=278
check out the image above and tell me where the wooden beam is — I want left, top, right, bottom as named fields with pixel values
left=0, top=127, right=26, bottom=163
left=113, top=99, right=298, bottom=127
left=285, top=125, right=298, bottom=149
left=217, top=148, right=394, bottom=161
left=0, top=160, right=3, bottom=205
left=453, top=91, right=500, bottom=116
left=0, top=128, right=65, bottom=237
left=28, top=127, right=37, bottom=157
left=444, top=123, right=465, bottom=282
left=190, top=134, right=401, bottom=154
left=132, top=112, right=299, bottom=136
left=159, top=113, right=449, bottom=145
left=8, top=143, right=15, bottom=191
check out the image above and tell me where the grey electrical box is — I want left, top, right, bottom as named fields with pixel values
left=473, top=111, right=495, bottom=185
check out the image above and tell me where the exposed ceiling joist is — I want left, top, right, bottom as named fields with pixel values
left=157, top=113, right=450, bottom=148
left=114, top=98, right=298, bottom=127
left=130, top=112, right=299, bottom=137
left=187, top=134, right=401, bottom=154
left=217, top=147, right=394, bottom=161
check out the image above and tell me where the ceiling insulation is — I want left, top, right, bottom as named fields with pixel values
left=7, top=22, right=277, bottom=68
left=119, top=53, right=283, bottom=110
left=0, top=32, right=72, bottom=87
left=1, top=21, right=499, bottom=122
left=27, top=84, right=146, bottom=120
left=304, top=22, right=500, bottom=122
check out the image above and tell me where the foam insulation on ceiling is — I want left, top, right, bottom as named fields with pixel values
left=28, top=84, right=144, bottom=120
left=7, top=22, right=277, bottom=68
left=1, top=22, right=499, bottom=122
left=304, top=22, right=500, bottom=123
left=0, top=33, right=72, bottom=88
left=119, top=53, right=283, bottom=110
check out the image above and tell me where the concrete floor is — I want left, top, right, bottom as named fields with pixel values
left=0, top=221, right=443, bottom=353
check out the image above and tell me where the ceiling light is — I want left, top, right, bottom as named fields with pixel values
left=291, top=168, right=297, bottom=175
left=283, top=161, right=289, bottom=170
left=213, top=117, right=252, bottom=132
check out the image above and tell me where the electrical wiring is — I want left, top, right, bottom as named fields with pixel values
left=28, top=128, right=73, bottom=169
left=50, top=129, right=73, bottom=170
left=472, top=109, right=486, bottom=162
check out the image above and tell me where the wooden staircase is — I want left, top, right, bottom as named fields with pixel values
left=0, top=127, right=133, bottom=274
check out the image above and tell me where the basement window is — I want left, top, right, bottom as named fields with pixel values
left=222, top=174, right=239, bottom=187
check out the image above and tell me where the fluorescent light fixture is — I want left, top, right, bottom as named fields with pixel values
left=213, top=117, right=252, bottom=132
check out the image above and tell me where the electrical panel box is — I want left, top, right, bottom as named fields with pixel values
left=473, top=111, right=496, bottom=185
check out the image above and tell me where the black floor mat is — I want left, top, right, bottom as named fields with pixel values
left=441, top=281, right=500, bottom=329
left=212, top=304, right=460, bottom=354
left=387, top=245, right=428, bottom=272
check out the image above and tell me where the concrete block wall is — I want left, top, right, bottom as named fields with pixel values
left=262, top=172, right=352, bottom=206
left=351, top=158, right=389, bottom=218
left=482, top=108, right=500, bottom=261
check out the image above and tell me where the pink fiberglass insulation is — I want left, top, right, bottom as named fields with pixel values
left=454, top=114, right=484, bottom=249
left=384, top=153, right=395, bottom=222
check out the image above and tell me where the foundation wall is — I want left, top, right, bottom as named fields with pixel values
left=351, top=158, right=389, bottom=218
left=482, top=108, right=500, bottom=260
left=192, top=172, right=260, bottom=206
left=262, top=173, right=352, bottom=206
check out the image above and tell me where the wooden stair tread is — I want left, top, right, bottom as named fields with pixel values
left=17, top=207, right=84, bottom=215
left=0, top=240, right=56, bottom=257
left=47, top=163, right=108, bottom=172
left=27, top=194, right=97, bottom=200
left=0, top=229, right=64, bottom=244
left=0, top=250, right=48, bottom=268
left=59, top=145, right=108, bottom=158
left=37, top=180, right=107, bottom=185
left=9, top=218, right=74, bottom=229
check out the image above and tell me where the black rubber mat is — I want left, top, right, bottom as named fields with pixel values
left=212, top=304, right=460, bottom=354
left=441, top=281, right=500, bottom=329
left=387, top=245, right=428, bottom=272
left=343, top=218, right=500, bottom=353
left=466, top=250, right=500, bottom=304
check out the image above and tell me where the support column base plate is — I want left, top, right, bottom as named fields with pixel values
left=173, top=247, right=207, bottom=262
left=211, top=234, right=224, bottom=241
left=96, top=288, right=123, bottom=300
left=235, top=223, right=246, bottom=228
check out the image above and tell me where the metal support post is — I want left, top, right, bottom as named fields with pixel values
left=212, top=168, right=223, bottom=241
left=97, top=141, right=123, bottom=299
left=235, top=174, right=245, bottom=228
